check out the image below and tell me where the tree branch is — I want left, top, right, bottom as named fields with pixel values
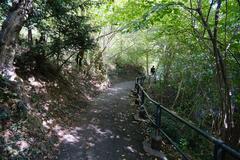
left=96, top=28, right=122, bottom=40
left=202, top=0, right=215, bottom=37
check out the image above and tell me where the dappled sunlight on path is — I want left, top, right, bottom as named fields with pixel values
left=57, top=81, right=150, bottom=160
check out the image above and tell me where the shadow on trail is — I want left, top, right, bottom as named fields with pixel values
left=57, top=81, right=150, bottom=160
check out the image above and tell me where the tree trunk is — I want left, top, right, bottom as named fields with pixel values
left=27, top=27, right=33, bottom=47
left=0, top=0, right=33, bottom=73
left=163, top=51, right=173, bottom=85
left=196, top=0, right=239, bottom=149
left=146, top=51, right=149, bottom=75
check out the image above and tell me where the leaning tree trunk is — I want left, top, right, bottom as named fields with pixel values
left=0, top=0, right=33, bottom=73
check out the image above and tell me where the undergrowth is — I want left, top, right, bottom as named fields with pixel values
left=0, top=55, right=108, bottom=159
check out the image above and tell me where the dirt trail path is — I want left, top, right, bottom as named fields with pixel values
left=57, top=81, right=150, bottom=160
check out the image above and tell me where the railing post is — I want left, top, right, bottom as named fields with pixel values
left=214, top=141, right=225, bottom=160
left=140, top=76, right=145, bottom=86
left=139, top=89, right=146, bottom=119
left=156, top=105, right=161, bottom=136
left=151, top=104, right=162, bottom=151
left=154, top=74, right=156, bottom=84
left=141, top=90, right=144, bottom=105
left=135, top=78, right=138, bottom=90
left=148, top=75, right=150, bottom=85
left=136, top=79, right=140, bottom=95
left=134, top=79, right=140, bottom=105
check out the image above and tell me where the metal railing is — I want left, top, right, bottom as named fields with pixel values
left=134, top=76, right=240, bottom=160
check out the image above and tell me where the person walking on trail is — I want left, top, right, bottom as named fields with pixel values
left=150, top=66, right=156, bottom=76
left=150, top=66, right=156, bottom=84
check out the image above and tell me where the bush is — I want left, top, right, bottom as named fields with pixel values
left=14, top=52, right=59, bottom=81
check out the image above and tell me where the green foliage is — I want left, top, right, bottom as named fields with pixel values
left=0, top=76, right=18, bottom=103
left=179, top=138, right=188, bottom=151
left=106, top=0, right=240, bottom=122
left=0, top=108, right=10, bottom=121
left=18, top=0, right=98, bottom=69
left=0, top=1, right=10, bottom=22
left=100, top=0, right=240, bottom=158
left=160, top=111, right=213, bottom=159
left=1, top=0, right=239, bottom=158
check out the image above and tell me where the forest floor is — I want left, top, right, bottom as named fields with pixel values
left=56, top=81, right=152, bottom=160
